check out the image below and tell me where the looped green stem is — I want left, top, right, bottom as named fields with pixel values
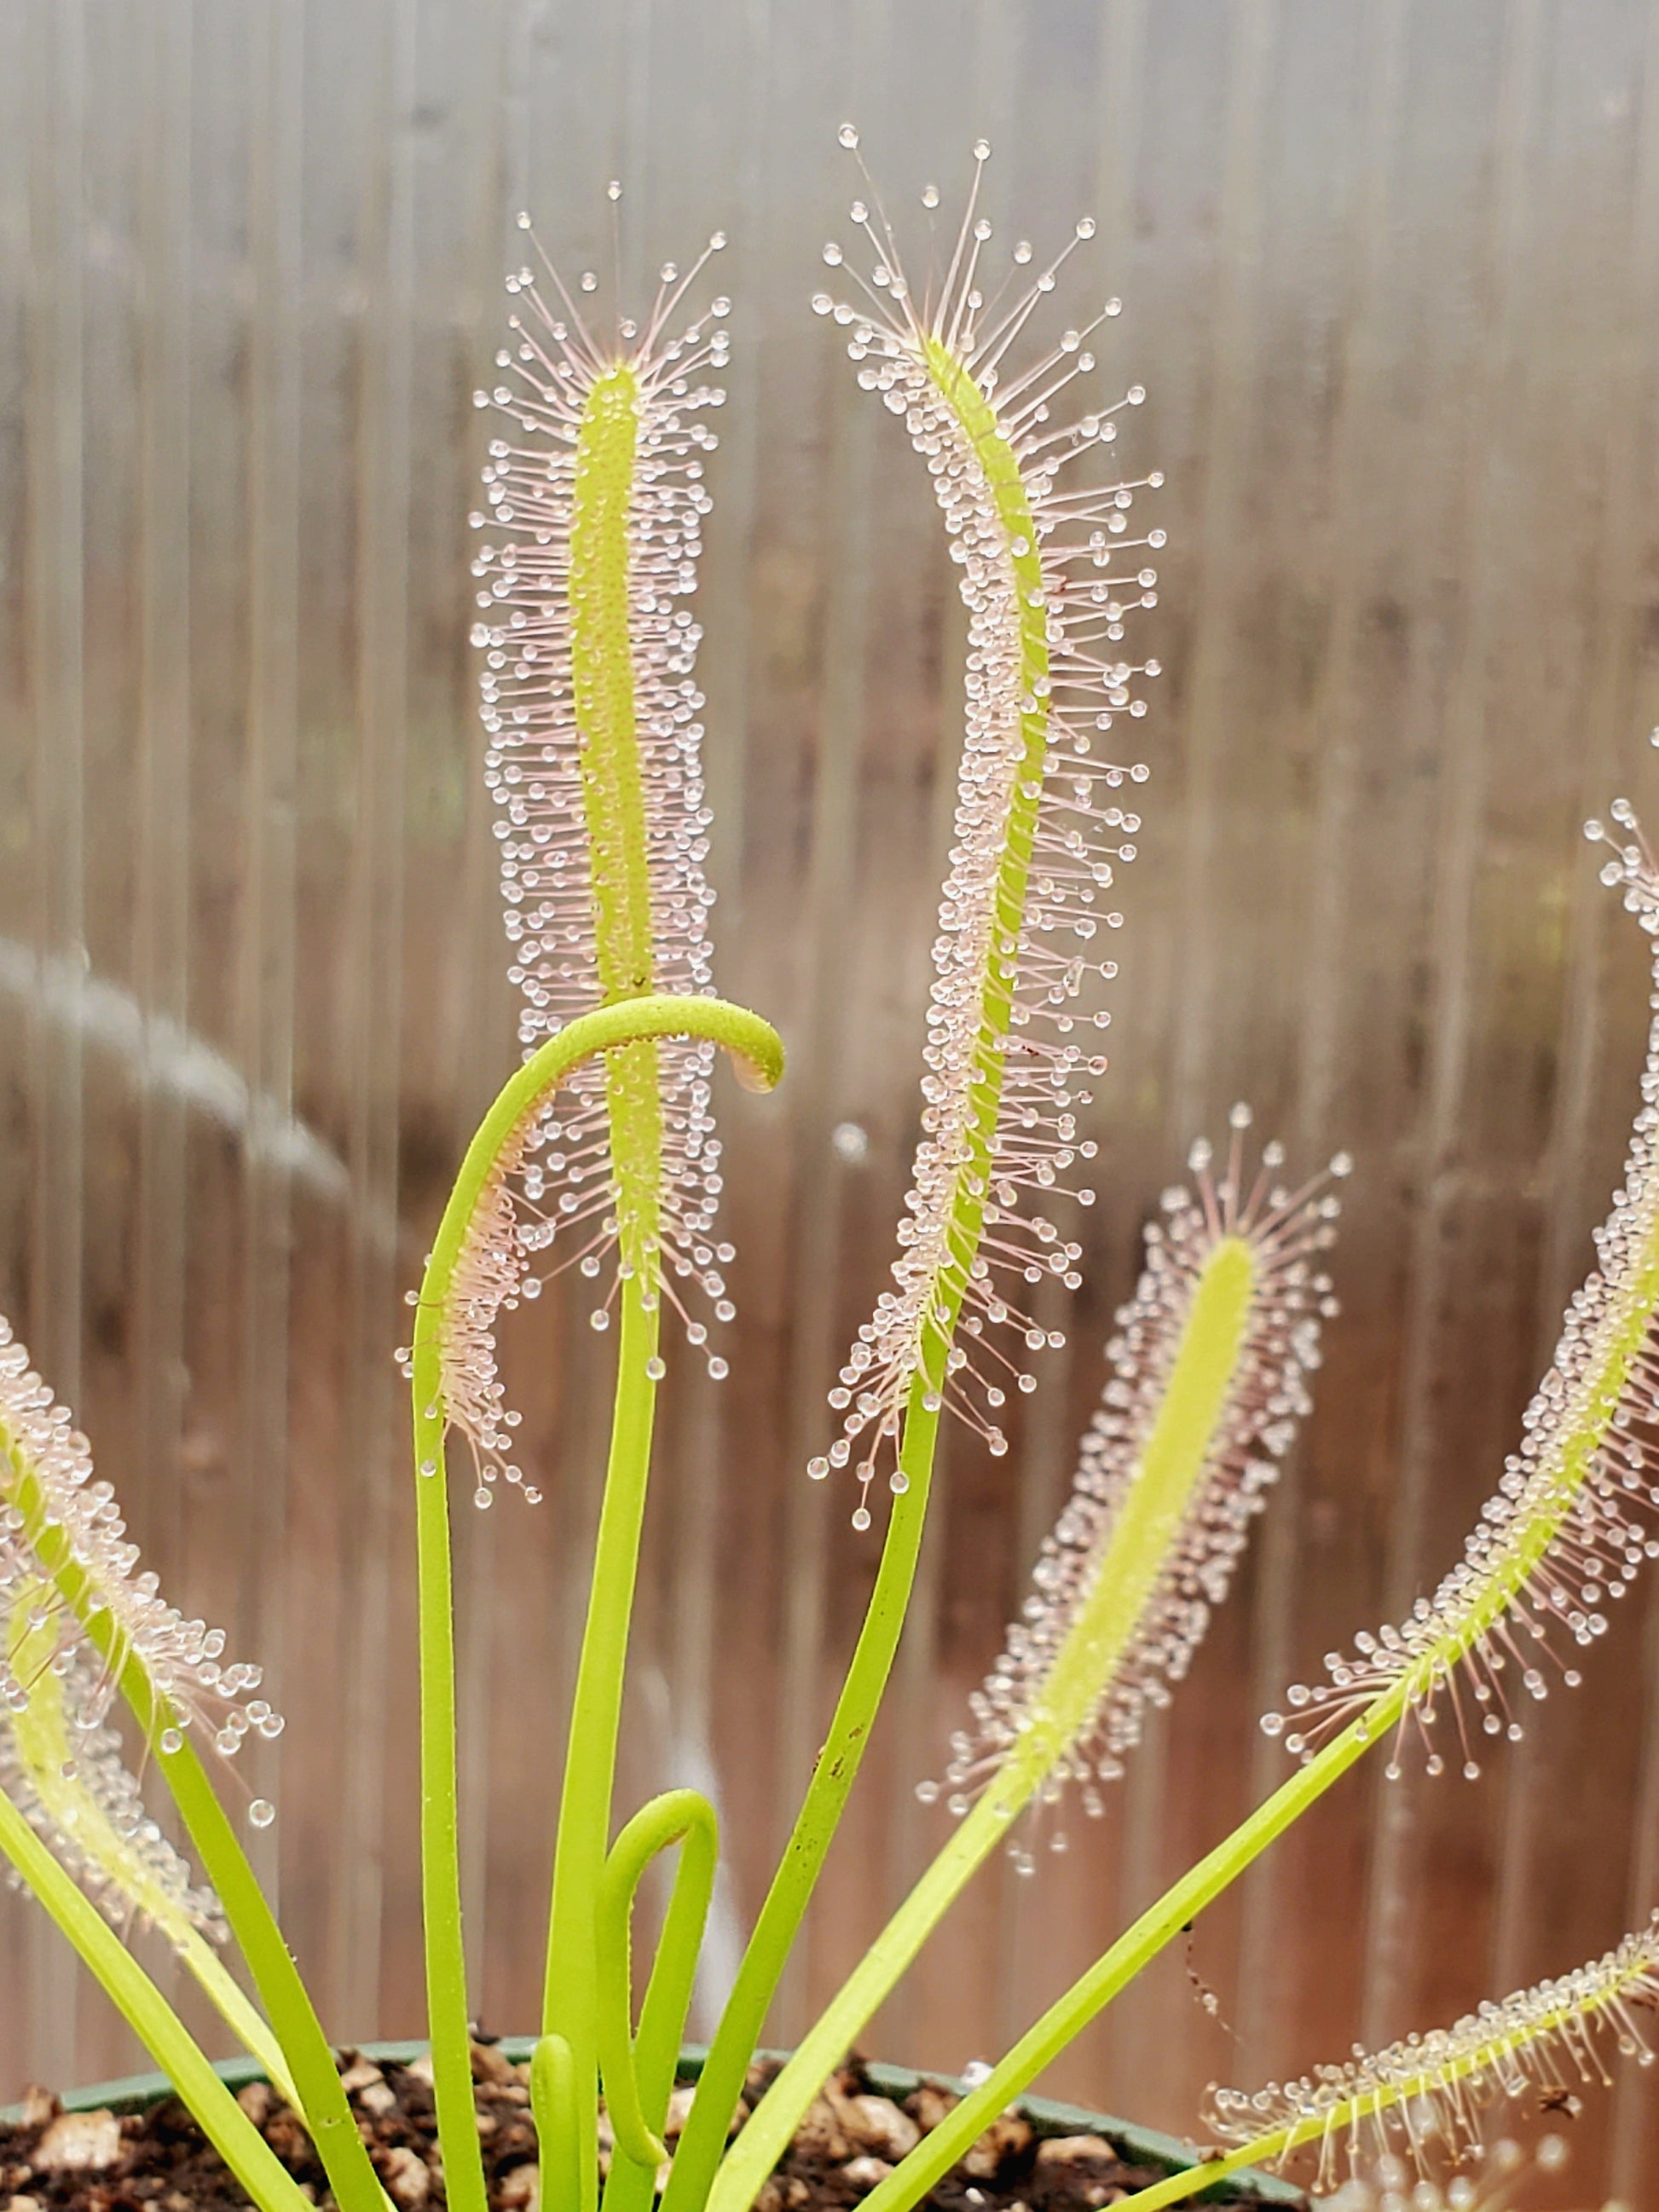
left=596, top=1789, right=718, bottom=2192
left=413, top=996, right=782, bottom=2212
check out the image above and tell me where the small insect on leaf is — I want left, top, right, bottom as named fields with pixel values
left=1263, top=808, right=1659, bottom=1779
left=923, top=1110, right=1344, bottom=1861
left=1206, top=1911, right=1659, bottom=2198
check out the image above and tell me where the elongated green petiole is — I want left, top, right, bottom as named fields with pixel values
left=540, top=1268, right=661, bottom=2212
left=725, top=1240, right=1261, bottom=2195
left=661, top=1366, right=942, bottom=2212
left=663, top=292, right=1061, bottom=2212
left=0, top=1784, right=319, bottom=2212
left=412, top=996, right=782, bottom=2212
left=841, top=1695, right=1401, bottom=2212
left=2, top=1449, right=389, bottom=2212
left=1106, top=2139, right=1280, bottom=2212
left=598, top=1788, right=718, bottom=2212
left=534, top=2033, right=584, bottom=2212
left=3, top=1587, right=298, bottom=2110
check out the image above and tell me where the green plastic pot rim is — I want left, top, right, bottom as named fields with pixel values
left=2, top=2043, right=1305, bottom=2207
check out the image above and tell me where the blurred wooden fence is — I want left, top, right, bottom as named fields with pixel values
left=4, top=3, right=1659, bottom=2203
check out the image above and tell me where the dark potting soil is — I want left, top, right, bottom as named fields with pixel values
left=0, top=2045, right=1299, bottom=2212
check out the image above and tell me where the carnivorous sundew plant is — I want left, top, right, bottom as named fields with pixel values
left=4, top=130, right=1659, bottom=2212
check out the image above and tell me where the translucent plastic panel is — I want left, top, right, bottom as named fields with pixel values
left=2, top=4, right=1657, bottom=2205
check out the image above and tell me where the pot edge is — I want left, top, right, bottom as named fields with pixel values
left=0, top=2042, right=1307, bottom=2209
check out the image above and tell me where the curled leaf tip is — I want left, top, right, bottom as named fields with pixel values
left=411, top=996, right=781, bottom=1503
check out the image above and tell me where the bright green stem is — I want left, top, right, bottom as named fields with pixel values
left=0, top=1785, right=318, bottom=2212
left=411, top=997, right=782, bottom=2212
left=842, top=1696, right=1403, bottom=2212
left=1, top=1448, right=387, bottom=2212
left=835, top=1119, right=1659, bottom=2212
left=5, top=1589, right=298, bottom=2110
left=1109, top=1947, right=1656, bottom=2212
left=1109, top=2139, right=1284, bottom=2212
left=540, top=1269, right=662, bottom=2212
left=598, top=1788, right=718, bottom=2212
left=727, top=1241, right=1259, bottom=2191
left=658, top=1375, right=939, bottom=2212
left=661, top=327, right=1060, bottom=2212
left=534, top=2033, right=584, bottom=2212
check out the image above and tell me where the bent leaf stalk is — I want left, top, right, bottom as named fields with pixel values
left=411, top=996, right=781, bottom=2212
left=597, top=1788, right=718, bottom=2212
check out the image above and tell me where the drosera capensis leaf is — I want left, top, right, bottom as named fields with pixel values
left=455, top=205, right=737, bottom=1502
left=0, top=1322, right=388, bottom=2212
left=447, top=197, right=766, bottom=2212
left=4, top=1583, right=224, bottom=1939
left=835, top=803, right=1659, bottom=2212
left=662, top=134, right=1169, bottom=2212
left=0, top=1318, right=279, bottom=1765
left=408, top=993, right=783, bottom=2212
left=1103, top=1911, right=1659, bottom=2208
left=712, top=1115, right=1343, bottom=2212
left=1263, top=806, right=1659, bottom=1782
left=805, top=128, right=1164, bottom=1528
left=0, top=1775, right=319, bottom=2212
left=932, top=1107, right=1345, bottom=1844
left=2, top=1589, right=297, bottom=2109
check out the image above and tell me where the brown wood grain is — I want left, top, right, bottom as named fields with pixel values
left=2, top=5, right=1658, bottom=2205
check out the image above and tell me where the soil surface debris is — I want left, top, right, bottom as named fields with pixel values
left=0, top=2047, right=1298, bottom=2210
